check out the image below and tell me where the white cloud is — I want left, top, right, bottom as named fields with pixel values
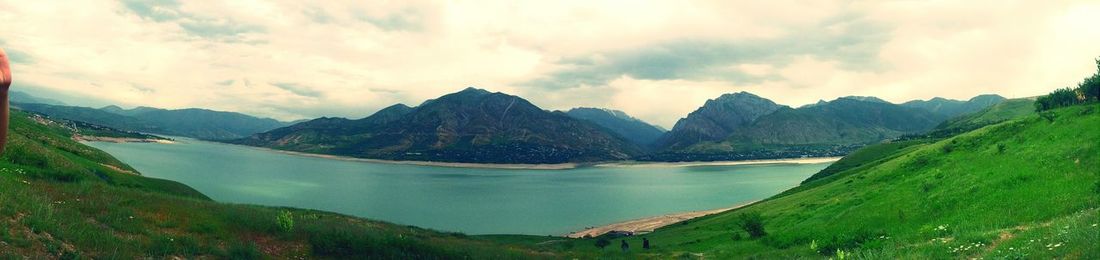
left=1, top=1, right=1099, bottom=128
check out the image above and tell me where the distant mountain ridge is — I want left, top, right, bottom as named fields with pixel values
left=901, top=94, right=1006, bottom=118
left=11, top=87, right=1012, bottom=163
left=565, top=107, right=666, bottom=147
left=655, top=92, right=785, bottom=150
left=14, top=102, right=290, bottom=140
left=645, top=93, right=1003, bottom=161
left=233, top=88, right=642, bottom=164
left=10, top=90, right=67, bottom=105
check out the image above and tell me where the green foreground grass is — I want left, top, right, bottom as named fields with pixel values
left=1, top=103, right=1098, bottom=258
left=520, top=104, right=1098, bottom=258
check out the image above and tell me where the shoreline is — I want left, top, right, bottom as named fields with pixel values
left=566, top=201, right=758, bottom=238
left=109, top=138, right=842, bottom=170
left=254, top=147, right=840, bottom=170
left=259, top=147, right=581, bottom=170
left=75, top=135, right=176, bottom=144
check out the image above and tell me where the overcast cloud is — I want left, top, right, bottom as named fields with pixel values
left=2, top=1, right=1099, bottom=128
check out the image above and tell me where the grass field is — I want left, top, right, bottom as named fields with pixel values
left=1, top=103, right=1097, bottom=258
left=526, top=103, right=1099, bottom=258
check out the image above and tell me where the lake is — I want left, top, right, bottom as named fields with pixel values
left=86, top=138, right=831, bottom=235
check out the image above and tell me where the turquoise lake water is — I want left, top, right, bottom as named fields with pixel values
left=87, top=138, right=830, bottom=235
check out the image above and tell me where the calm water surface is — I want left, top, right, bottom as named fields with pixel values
left=87, top=138, right=830, bottom=235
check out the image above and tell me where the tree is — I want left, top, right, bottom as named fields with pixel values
left=1051, top=88, right=1080, bottom=107
left=1035, top=95, right=1052, bottom=112
left=1081, top=75, right=1100, bottom=102
left=1035, top=56, right=1100, bottom=111
left=737, top=212, right=767, bottom=238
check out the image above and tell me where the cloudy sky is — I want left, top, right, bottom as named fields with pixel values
left=2, top=1, right=1099, bottom=128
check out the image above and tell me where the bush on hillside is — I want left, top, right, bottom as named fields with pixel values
left=1040, top=111, right=1056, bottom=122
left=276, top=210, right=294, bottom=233
left=737, top=212, right=768, bottom=238
left=594, top=238, right=611, bottom=249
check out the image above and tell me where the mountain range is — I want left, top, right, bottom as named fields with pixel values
left=235, top=88, right=1007, bottom=163
left=901, top=94, right=1007, bottom=118
left=232, top=88, right=642, bottom=163
left=13, top=87, right=1008, bottom=163
left=642, top=94, right=1005, bottom=161
left=14, top=101, right=291, bottom=140
left=564, top=107, right=666, bottom=146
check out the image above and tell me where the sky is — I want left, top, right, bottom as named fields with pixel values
left=2, top=1, right=1099, bottom=128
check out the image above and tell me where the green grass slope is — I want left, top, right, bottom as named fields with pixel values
left=936, top=98, right=1035, bottom=131
left=799, top=139, right=930, bottom=184
left=0, top=110, right=549, bottom=258
left=529, top=104, right=1099, bottom=259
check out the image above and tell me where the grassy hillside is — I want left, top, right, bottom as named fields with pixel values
left=935, top=98, right=1035, bottom=131
left=0, top=110, right=549, bottom=258
left=524, top=104, right=1099, bottom=258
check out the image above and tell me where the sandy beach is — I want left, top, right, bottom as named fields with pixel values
left=74, top=135, right=177, bottom=144
left=594, top=157, right=842, bottom=168
left=566, top=201, right=758, bottom=238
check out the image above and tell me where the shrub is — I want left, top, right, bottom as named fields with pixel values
left=921, top=182, right=935, bottom=193
left=309, top=228, right=361, bottom=255
left=1040, top=111, right=1056, bottom=122
left=276, top=210, right=294, bottom=233
left=940, top=142, right=955, bottom=154
left=1093, top=182, right=1100, bottom=194
left=996, top=143, right=1007, bottom=154
left=226, top=241, right=262, bottom=260
left=737, top=212, right=767, bottom=238
left=594, top=238, right=611, bottom=249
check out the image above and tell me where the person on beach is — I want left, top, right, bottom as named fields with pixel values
left=620, top=239, right=629, bottom=252
left=643, top=237, right=650, bottom=249
left=0, top=48, right=12, bottom=154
